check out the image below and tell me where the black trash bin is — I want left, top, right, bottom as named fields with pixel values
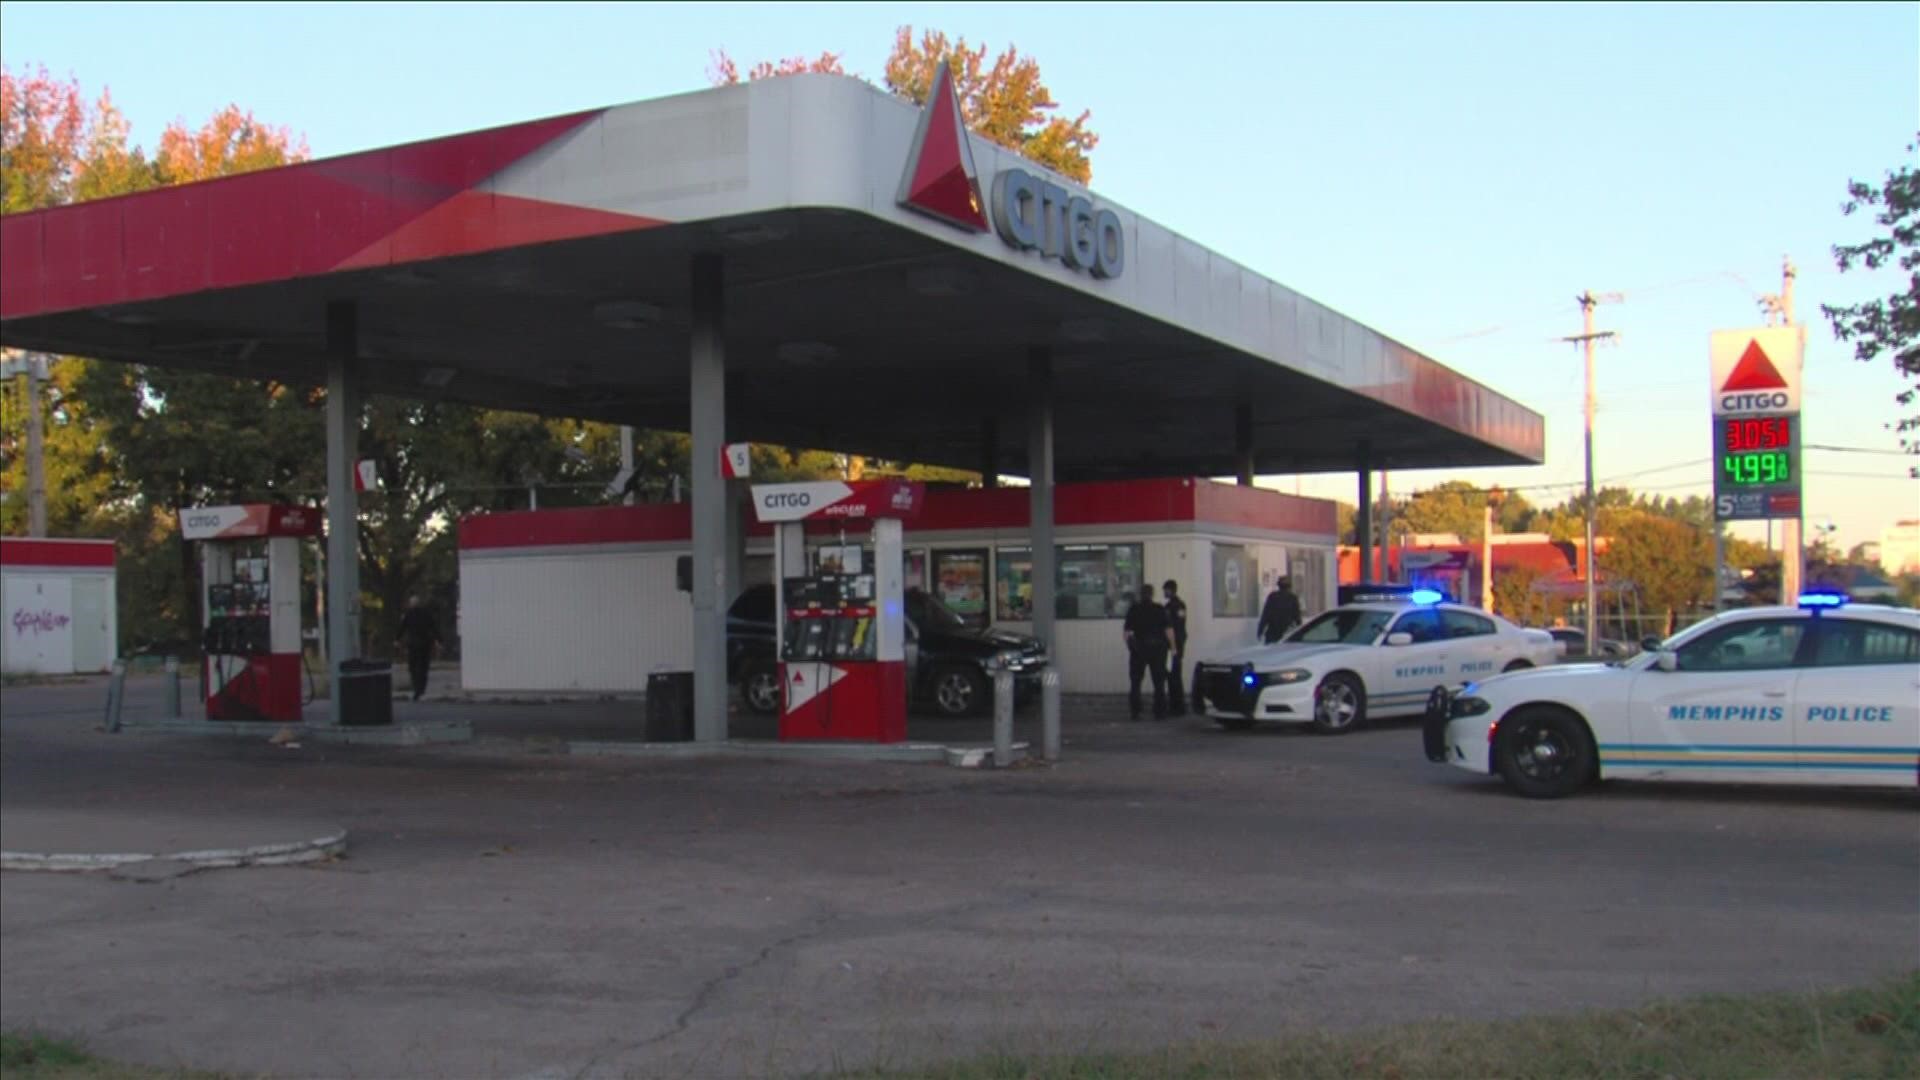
left=645, top=671, right=694, bottom=742
left=336, top=659, right=395, bottom=727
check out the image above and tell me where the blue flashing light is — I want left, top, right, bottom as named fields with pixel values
left=1241, top=671, right=1260, bottom=688
left=1408, top=588, right=1446, bottom=606
left=1797, top=591, right=1848, bottom=609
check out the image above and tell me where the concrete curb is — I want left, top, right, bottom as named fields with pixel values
left=121, top=719, right=472, bottom=746
left=1, top=828, right=348, bottom=874
left=568, top=739, right=988, bottom=765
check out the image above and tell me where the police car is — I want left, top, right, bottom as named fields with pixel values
left=1192, top=591, right=1560, bottom=734
left=1425, top=594, right=1920, bottom=798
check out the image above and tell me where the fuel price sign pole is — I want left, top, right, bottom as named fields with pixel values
left=1709, top=328, right=1805, bottom=607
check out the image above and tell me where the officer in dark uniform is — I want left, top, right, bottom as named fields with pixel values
left=1162, top=578, right=1189, bottom=716
left=1122, top=583, right=1174, bottom=720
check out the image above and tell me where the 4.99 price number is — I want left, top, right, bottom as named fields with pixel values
left=1721, top=450, right=1791, bottom=486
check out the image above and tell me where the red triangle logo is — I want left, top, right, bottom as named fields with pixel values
left=1721, top=340, right=1788, bottom=392
left=895, top=61, right=989, bottom=233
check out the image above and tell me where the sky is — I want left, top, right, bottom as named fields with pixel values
left=3, top=1, right=1916, bottom=550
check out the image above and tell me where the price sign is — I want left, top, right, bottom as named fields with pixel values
left=1712, top=413, right=1800, bottom=520
left=1710, top=330, right=1804, bottom=522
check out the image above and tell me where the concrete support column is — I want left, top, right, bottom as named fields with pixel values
left=1027, top=348, right=1060, bottom=761
left=324, top=301, right=364, bottom=726
left=689, top=253, right=730, bottom=743
left=1234, top=403, right=1255, bottom=486
left=1355, top=440, right=1373, bottom=585
left=980, top=417, right=999, bottom=489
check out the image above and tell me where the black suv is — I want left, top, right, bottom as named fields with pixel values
left=726, top=584, right=1047, bottom=717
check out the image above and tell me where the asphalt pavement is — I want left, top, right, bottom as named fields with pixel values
left=2, top=672, right=1915, bottom=1079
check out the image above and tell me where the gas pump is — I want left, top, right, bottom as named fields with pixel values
left=177, top=504, right=322, bottom=722
left=750, top=480, right=923, bottom=742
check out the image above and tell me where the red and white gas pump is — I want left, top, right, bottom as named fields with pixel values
left=177, top=504, right=321, bottom=722
left=750, top=479, right=923, bottom=743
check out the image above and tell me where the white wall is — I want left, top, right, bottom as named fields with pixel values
left=2, top=573, right=74, bottom=675
left=460, top=549, right=689, bottom=692
left=458, top=530, right=1337, bottom=697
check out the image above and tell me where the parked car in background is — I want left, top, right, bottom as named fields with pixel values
left=1547, top=627, right=1636, bottom=660
left=727, top=584, right=1047, bottom=718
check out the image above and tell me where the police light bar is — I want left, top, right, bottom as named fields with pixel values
left=1797, top=590, right=1848, bottom=609
left=1408, top=589, right=1446, bottom=606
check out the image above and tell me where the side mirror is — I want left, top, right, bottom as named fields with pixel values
left=1385, top=632, right=1414, bottom=647
left=1639, top=636, right=1663, bottom=654
left=1654, top=650, right=1678, bottom=673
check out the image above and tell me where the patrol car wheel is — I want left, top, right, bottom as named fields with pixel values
left=1311, top=673, right=1366, bottom=734
left=1502, top=659, right=1534, bottom=673
left=741, top=661, right=780, bottom=715
left=1496, top=707, right=1595, bottom=799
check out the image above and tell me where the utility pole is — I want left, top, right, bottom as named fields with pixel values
left=1759, top=256, right=1802, bottom=603
left=1377, top=469, right=1391, bottom=582
left=4, top=351, right=52, bottom=538
left=1565, top=292, right=1620, bottom=648
left=619, top=425, right=636, bottom=506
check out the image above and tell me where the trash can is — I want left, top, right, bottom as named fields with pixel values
left=336, top=659, right=395, bottom=727
left=645, top=671, right=694, bottom=742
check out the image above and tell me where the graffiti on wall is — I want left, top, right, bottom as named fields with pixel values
left=11, top=608, right=72, bottom=636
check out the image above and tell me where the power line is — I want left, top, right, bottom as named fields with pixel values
left=1804, top=444, right=1914, bottom=456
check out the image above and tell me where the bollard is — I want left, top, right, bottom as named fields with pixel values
left=103, top=658, right=128, bottom=733
left=163, top=655, right=182, bottom=718
left=993, top=669, right=1014, bottom=768
left=1041, top=668, right=1062, bottom=762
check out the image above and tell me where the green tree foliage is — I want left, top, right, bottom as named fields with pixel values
left=1820, top=135, right=1919, bottom=476
left=1597, top=513, right=1714, bottom=634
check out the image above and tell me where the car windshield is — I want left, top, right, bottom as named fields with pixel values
left=905, top=588, right=967, bottom=631
left=1291, top=608, right=1395, bottom=645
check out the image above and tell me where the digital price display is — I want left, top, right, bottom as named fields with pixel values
left=1722, top=450, right=1791, bottom=486
left=1712, top=413, right=1800, bottom=520
left=1722, top=416, right=1792, bottom=452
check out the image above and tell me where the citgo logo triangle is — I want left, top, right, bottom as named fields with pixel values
left=1721, top=340, right=1788, bottom=392
left=895, top=60, right=989, bottom=233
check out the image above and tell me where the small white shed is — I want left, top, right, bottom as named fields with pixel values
left=1, top=537, right=118, bottom=675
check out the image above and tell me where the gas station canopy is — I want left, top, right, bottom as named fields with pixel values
left=0, top=73, right=1541, bottom=478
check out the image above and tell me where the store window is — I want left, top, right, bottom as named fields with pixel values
left=1212, top=544, right=1260, bottom=617
left=993, top=543, right=1144, bottom=620
left=996, top=547, right=1034, bottom=621
left=932, top=549, right=990, bottom=629
left=905, top=550, right=928, bottom=594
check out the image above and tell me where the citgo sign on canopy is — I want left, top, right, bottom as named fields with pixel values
left=895, top=60, right=1123, bottom=280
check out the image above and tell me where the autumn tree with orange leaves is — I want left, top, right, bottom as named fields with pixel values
left=709, top=25, right=1098, bottom=183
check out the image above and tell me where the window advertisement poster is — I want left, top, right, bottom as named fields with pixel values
left=934, top=549, right=990, bottom=628
left=905, top=550, right=927, bottom=593
left=1213, top=544, right=1260, bottom=617
left=996, top=547, right=1034, bottom=621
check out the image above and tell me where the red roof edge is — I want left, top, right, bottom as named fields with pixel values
left=0, top=537, right=117, bottom=568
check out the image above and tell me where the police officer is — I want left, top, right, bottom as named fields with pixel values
left=1122, top=583, right=1175, bottom=720
left=1162, top=579, right=1189, bottom=716
left=1257, top=576, right=1303, bottom=645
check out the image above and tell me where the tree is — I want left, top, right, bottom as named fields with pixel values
left=707, top=50, right=845, bottom=84
left=1492, top=563, right=1564, bottom=628
left=1596, top=513, right=1713, bottom=635
left=1820, top=135, right=1919, bottom=477
left=883, top=27, right=1097, bottom=184
left=710, top=27, right=1100, bottom=184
